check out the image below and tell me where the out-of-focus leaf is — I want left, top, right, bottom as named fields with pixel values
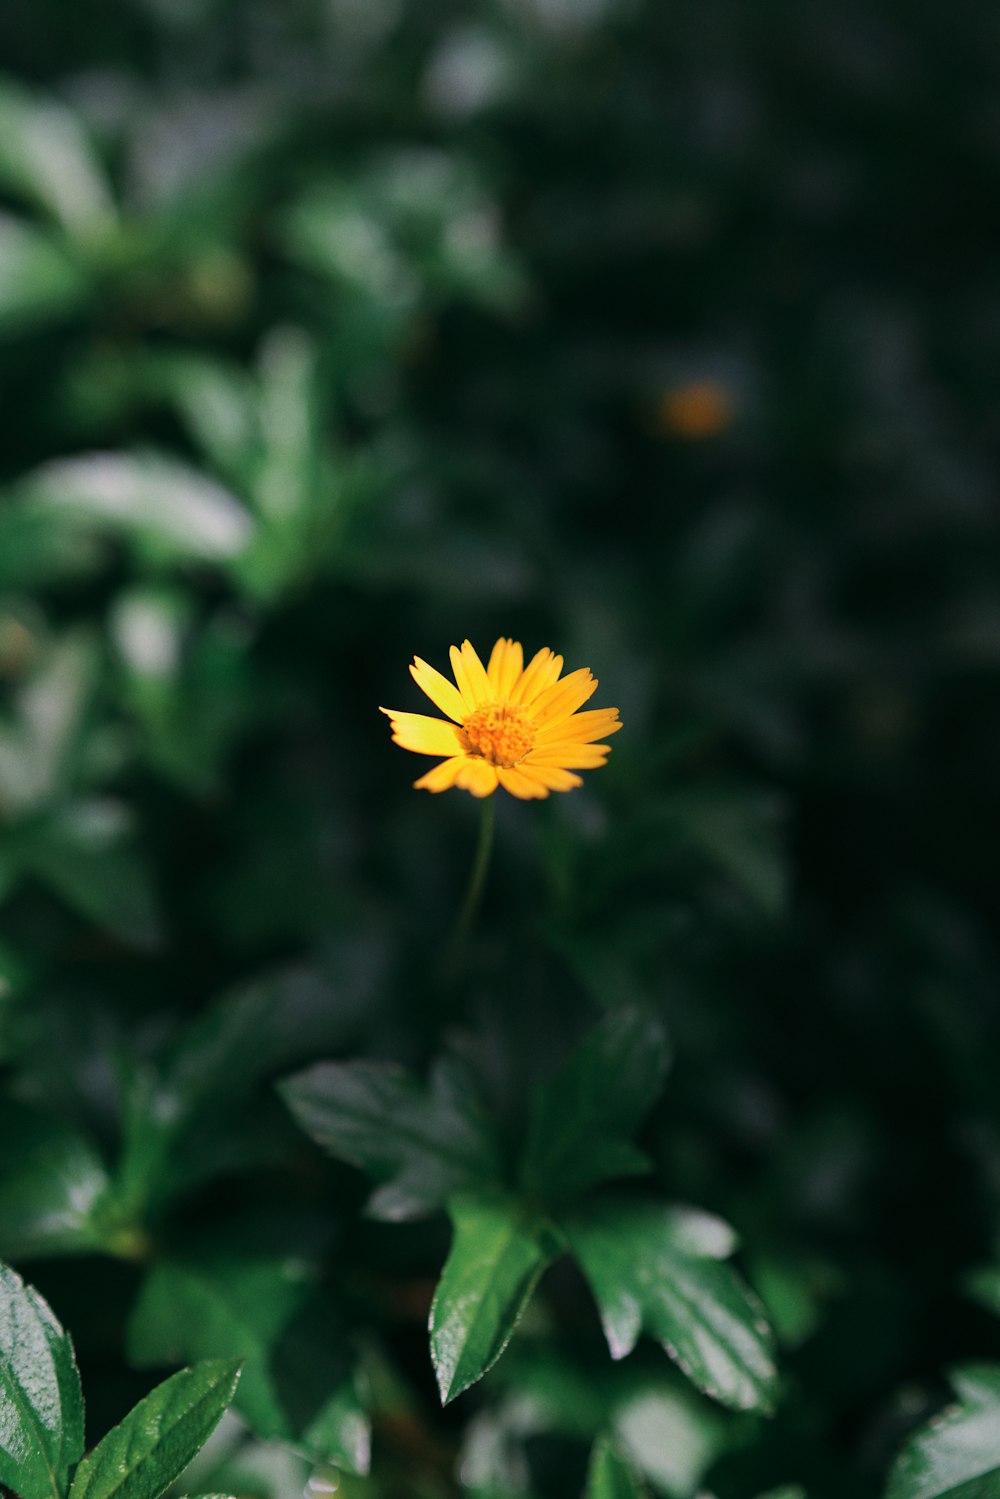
left=127, top=1254, right=369, bottom=1474
left=0, top=1261, right=85, bottom=1499
left=0, top=1101, right=112, bottom=1259
left=25, top=452, right=255, bottom=564
left=279, top=1056, right=501, bottom=1220
left=611, top=1381, right=728, bottom=1497
left=566, top=1200, right=777, bottom=1413
left=0, top=632, right=98, bottom=818
left=584, top=1435, right=648, bottom=1499
left=966, top=1266, right=1000, bottom=1321
left=653, top=787, right=788, bottom=920
left=0, top=505, right=102, bottom=589
left=0, top=77, right=115, bottom=236
left=69, top=1360, right=242, bottom=1499
left=430, top=1196, right=556, bottom=1405
left=18, top=800, right=160, bottom=946
left=0, top=214, right=91, bottom=334
left=520, top=1007, right=668, bottom=1205
left=150, top=354, right=257, bottom=486
left=749, top=1250, right=839, bottom=1350
left=885, top=1365, right=1000, bottom=1499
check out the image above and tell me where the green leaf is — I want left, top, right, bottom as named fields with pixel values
left=24, top=451, right=255, bottom=565
left=885, top=1364, right=1000, bottom=1499
left=0, top=1101, right=112, bottom=1259
left=430, top=1196, right=556, bottom=1405
left=612, top=1379, right=728, bottom=1496
left=0, top=214, right=90, bottom=335
left=566, top=1200, right=778, bottom=1413
left=69, top=1360, right=242, bottom=1499
left=0, top=78, right=115, bottom=236
left=520, top=1007, right=668, bottom=1205
left=279, top=1056, right=501, bottom=1220
left=127, top=1254, right=369, bottom=1475
left=0, top=1261, right=85, bottom=1499
left=0, top=632, right=98, bottom=818
left=18, top=802, right=160, bottom=947
left=584, top=1435, right=648, bottom=1498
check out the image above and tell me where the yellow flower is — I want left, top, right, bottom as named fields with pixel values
left=380, top=638, right=622, bottom=799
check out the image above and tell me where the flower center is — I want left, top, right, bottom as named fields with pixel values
left=461, top=700, right=535, bottom=768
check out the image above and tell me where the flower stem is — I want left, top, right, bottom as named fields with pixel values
left=443, top=794, right=496, bottom=979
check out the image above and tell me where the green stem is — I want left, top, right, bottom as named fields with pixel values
left=444, top=794, right=496, bottom=979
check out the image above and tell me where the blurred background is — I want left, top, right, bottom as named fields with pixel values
left=1, top=1, right=999, bottom=1496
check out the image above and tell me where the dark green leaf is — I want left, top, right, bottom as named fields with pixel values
left=127, top=1254, right=369, bottom=1474
left=69, top=1360, right=242, bottom=1499
left=566, top=1200, right=777, bottom=1413
left=18, top=802, right=160, bottom=947
left=520, top=1007, right=668, bottom=1205
left=430, top=1196, right=556, bottom=1404
left=885, top=1365, right=1000, bottom=1499
left=585, top=1435, right=648, bottom=1498
left=0, top=1261, right=84, bottom=1499
left=0, top=1101, right=112, bottom=1259
left=279, top=1056, right=501, bottom=1220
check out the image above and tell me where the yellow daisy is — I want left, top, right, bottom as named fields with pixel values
left=380, top=638, right=622, bottom=799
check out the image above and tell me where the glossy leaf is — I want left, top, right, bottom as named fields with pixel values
left=885, top=1364, right=1000, bottom=1499
left=69, top=1360, right=242, bottom=1499
left=0, top=1262, right=84, bottom=1499
left=585, top=1435, right=648, bottom=1498
left=127, top=1254, right=369, bottom=1474
left=566, top=1200, right=777, bottom=1413
left=520, top=1006, right=668, bottom=1205
left=279, top=1056, right=500, bottom=1220
left=430, top=1196, right=556, bottom=1404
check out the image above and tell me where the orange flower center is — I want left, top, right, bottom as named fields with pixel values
left=461, top=700, right=535, bottom=768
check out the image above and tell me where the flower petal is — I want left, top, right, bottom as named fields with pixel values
left=413, top=755, right=468, bottom=793
left=455, top=759, right=499, bottom=797
left=410, top=657, right=468, bottom=724
left=529, top=668, right=599, bottom=729
left=498, top=765, right=549, bottom=799
left=487, top=637, right=523, bottom=698
left=518, top=764, right=584, bottom=792
left=524, top=743, right=612, bottom=768
left=509, top=647, right=564, bottom=706
left=450, top=641, right=492, bottom=711
left=535, top=708, right=622, bottom=746
left=380, top=709, right=463, bottom=757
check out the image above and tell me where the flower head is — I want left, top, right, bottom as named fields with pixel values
left=380, top=638, right=622, bottom=799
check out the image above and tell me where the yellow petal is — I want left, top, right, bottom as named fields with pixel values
left=524, top=743, right=612, bottom=768
left=529, top=668, right=599, bottom=729
left=498, top=765, right=549, bottom=799
left=410, top=657, right=467, bottom=724
left=487, top=637, right=523, bottom=698
left=518, top=764, right=584, bottom=792
left=455, top=758, right=499, bottom=797
left=535, top=709, right=622, bottom=746
left=509, top=647, right=564, bottom=706
left=449, top=641, right=492, bottom=712
left=380, top=709, right=463, bottom=757
left=413, top=755, right=468, bottom=793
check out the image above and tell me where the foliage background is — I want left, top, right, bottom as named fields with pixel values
left=0, top=1, right=999, bottom=1496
